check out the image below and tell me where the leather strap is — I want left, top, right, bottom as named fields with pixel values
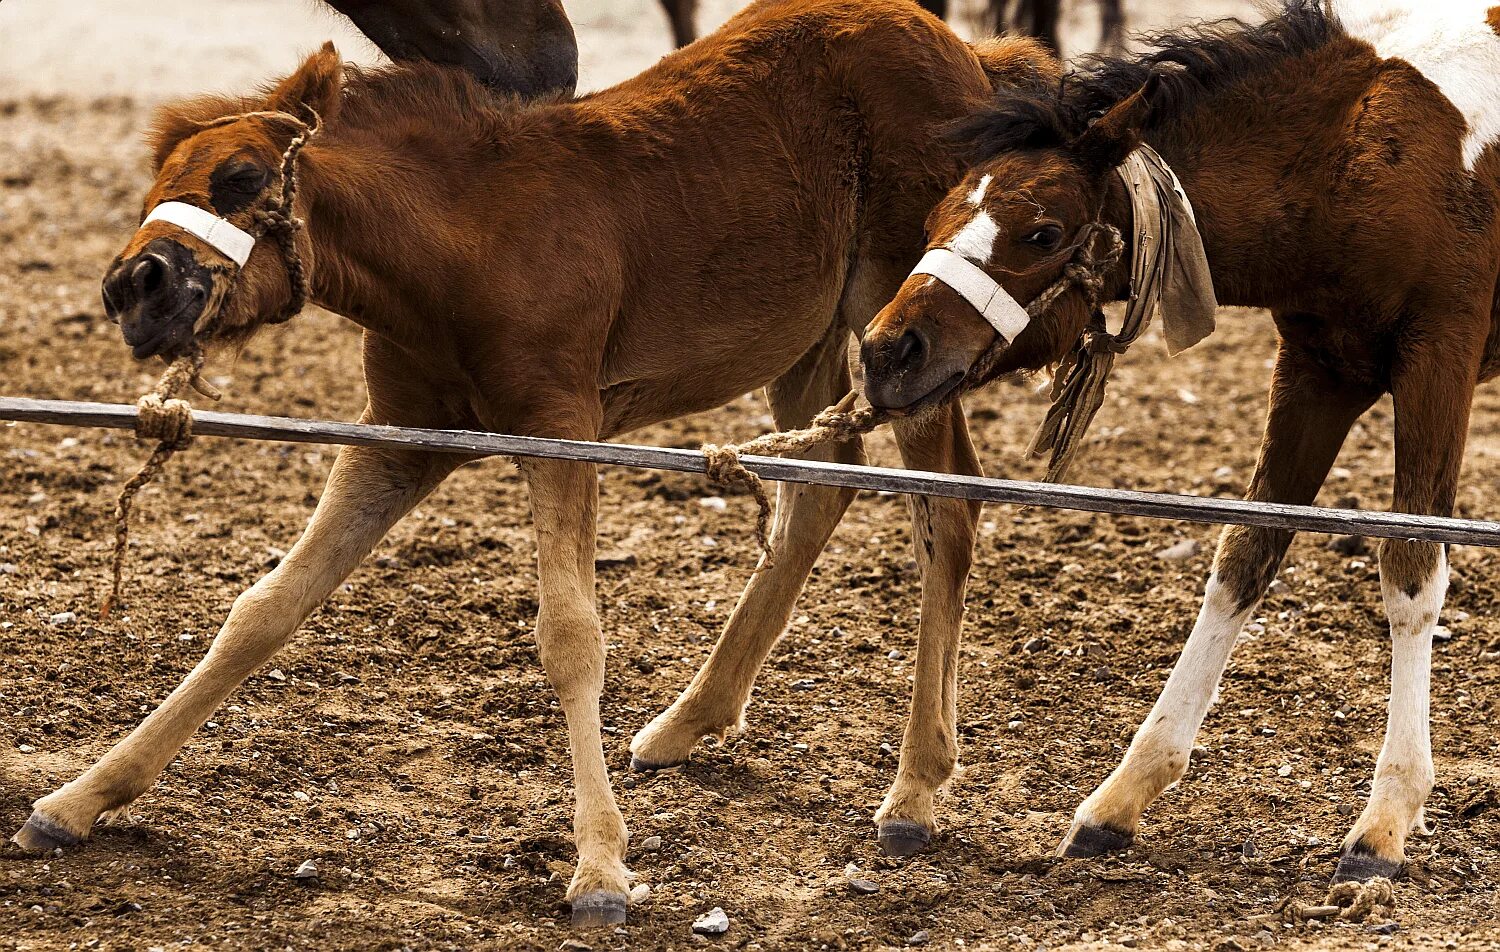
left=909, top=248, right=1031, bottom=343
left=141, top=201, right=255, bottom=267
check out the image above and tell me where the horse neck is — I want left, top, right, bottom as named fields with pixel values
left=1129, top=86, right=1349, bottom=310
left=297, top=141, right=453, bottom=347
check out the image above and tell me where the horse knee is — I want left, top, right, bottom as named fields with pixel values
left=536, top=605, right=604, bottom=702
left=1212, top=524, right=1290, bottom=611
left=1379, top=539, right=1447, bottom=612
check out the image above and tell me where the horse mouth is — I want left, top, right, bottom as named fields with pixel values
left=122, top=296, right=205, bottom=360
left=879, top=370, right=965, bottom=417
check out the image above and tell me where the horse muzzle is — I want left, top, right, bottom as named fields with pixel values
left=102, top=238, right=213, bottom=360
left=860, top=277, right=998, bottom=412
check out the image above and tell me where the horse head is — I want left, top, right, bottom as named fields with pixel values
left=860, top=76, right=1160, bottom=411
left=101, top=46, right=343, bottom=360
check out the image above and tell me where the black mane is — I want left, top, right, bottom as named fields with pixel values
left=951, top=0, right=1338, bottom=161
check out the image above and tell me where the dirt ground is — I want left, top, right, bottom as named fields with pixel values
left=6, top=1, right=1500, bottom=950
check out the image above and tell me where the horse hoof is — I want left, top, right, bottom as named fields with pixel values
left=1332, top=849, right=1402, bottom=884
left=11, top=810, right=83, bottom=853
left=1060, top=823, right=1133, bottom=858
left=629, top=754, right=683, bottom=773
left=877, top=820, right=932, bottom=857
left=571, top=890, right=628, bottom=929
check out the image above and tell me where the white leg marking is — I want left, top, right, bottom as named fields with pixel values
left=1072, top=575, right=1254, bottom=831
left=1356, top=548, right=1445, bottom=850
left=945, top=210, right=999, bottom=265
left=1335, top=0, right=1500, bottom=168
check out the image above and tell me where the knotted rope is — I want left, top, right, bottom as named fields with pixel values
left=253, top=115, right=315, bottom=325
left=1028, top=145, right=1213, bottom=481
left=1255, top=877, right=1396, bottom=926
left=99, top=111, right=315, bottom=615
left=101, top=350, right=216, bottom=618
left=702, top=221, right=1123, bottom=565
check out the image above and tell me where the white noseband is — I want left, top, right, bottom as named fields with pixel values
left=141, top=201, right=256, bottom=267
left=909, top=248, right=1031, bottom=343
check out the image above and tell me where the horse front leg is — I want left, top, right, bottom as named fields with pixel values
left=12, top=441, right=460, bottom=851
left=521, top=455, right=630, bottom=927
left=1335, top=323, right=1483, bottom=882
left=874, top=400, right=982, bottom=856
left=631, top=324, right=861, bottom=770
left=1060, top=342, right=1377, bottom=857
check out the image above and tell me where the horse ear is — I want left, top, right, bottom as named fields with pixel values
left=1070, top=73, right=1162, bottom=174
left=266, top=42, right=344, bottom=126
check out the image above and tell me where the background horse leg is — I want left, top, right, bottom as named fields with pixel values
left=874, top=401, right=982, bottom=856
left=13, top=439, right=460, bottom=851
left=630, top=322, right=863, bottom=770
left=1335, top=320, right=1484, bottom=882
left=659, top=0, right=698, bottom=48
left=1098, top=0, right=1126, bottom=53
left=1022, top=0, right=1063, bottom=53
left=1059, top=342, right=1377, bottom=857
left=520, top=454, right=632, bottom=927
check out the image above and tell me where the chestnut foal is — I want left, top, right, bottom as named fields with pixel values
left=862, top=0, right=1500, bottom=883
left=13, top=0, right=1057, bottom=925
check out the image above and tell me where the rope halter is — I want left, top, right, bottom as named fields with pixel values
left=698, top=220, right=1124, bottom=566
left=104, top=110, right=318, bottom=616
left=136, top=109, right=318, bottom=334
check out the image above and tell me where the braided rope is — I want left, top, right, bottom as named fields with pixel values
left=101, top=113, right=316, bottom=615
left=101, top=350, right=209, bottom=618
left=254, top=117, right=315, bottom=325
left=1258, top=877, right=1396, bottom=926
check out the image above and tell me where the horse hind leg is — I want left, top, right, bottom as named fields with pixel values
left=872, top=401, right=981, bottom=857
left=1333, top=541, right=1443, bottom=882
left=1334, top=317, right=1482, bottom=882
left=629, top=319, right=863, bottom=770
left=520, top=452, right=633, bottom=926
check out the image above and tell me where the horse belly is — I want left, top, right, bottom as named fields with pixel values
left=600, top=288, right=848, bottom=438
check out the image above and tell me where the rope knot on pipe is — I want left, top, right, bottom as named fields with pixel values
left=102, top=349, right=215, bottom=618
left=134, top=392, right=194, bottom=450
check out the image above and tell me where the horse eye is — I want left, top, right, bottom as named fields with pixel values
left=1023, top=224, right=1064, bottom=250
left=209, top=162, right=270, bottom=215
left=225, top=168, right=266, bottom=191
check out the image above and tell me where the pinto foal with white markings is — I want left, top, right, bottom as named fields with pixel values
left=862, top=0, right=1500, bottom=882
left=10, top=0, right=1059, bottom=925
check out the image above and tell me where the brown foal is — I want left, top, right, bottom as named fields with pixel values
left=11, top=0, right=1057, bottom=926
left=862, top=0, right=1500, bottom=883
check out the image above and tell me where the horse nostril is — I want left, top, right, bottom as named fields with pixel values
left=131, top=254, right=169, bottom=300
left=893, top=328, right=927, bottom=373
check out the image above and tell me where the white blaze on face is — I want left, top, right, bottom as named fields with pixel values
left=1335, top=0, right=1500, bottom=169
left=946, top=209, right=1000, bottom=264
left=965, top=174, right=992, bottom=206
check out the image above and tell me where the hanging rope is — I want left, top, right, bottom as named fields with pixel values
left=101, top=350, right=212, bottom=618
left=1028, top=144, right=1214, bottom=481
left=100, top=111, right=316, bottom=615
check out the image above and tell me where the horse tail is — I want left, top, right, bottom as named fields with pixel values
left=968, top=35, right=1061, bottom=94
